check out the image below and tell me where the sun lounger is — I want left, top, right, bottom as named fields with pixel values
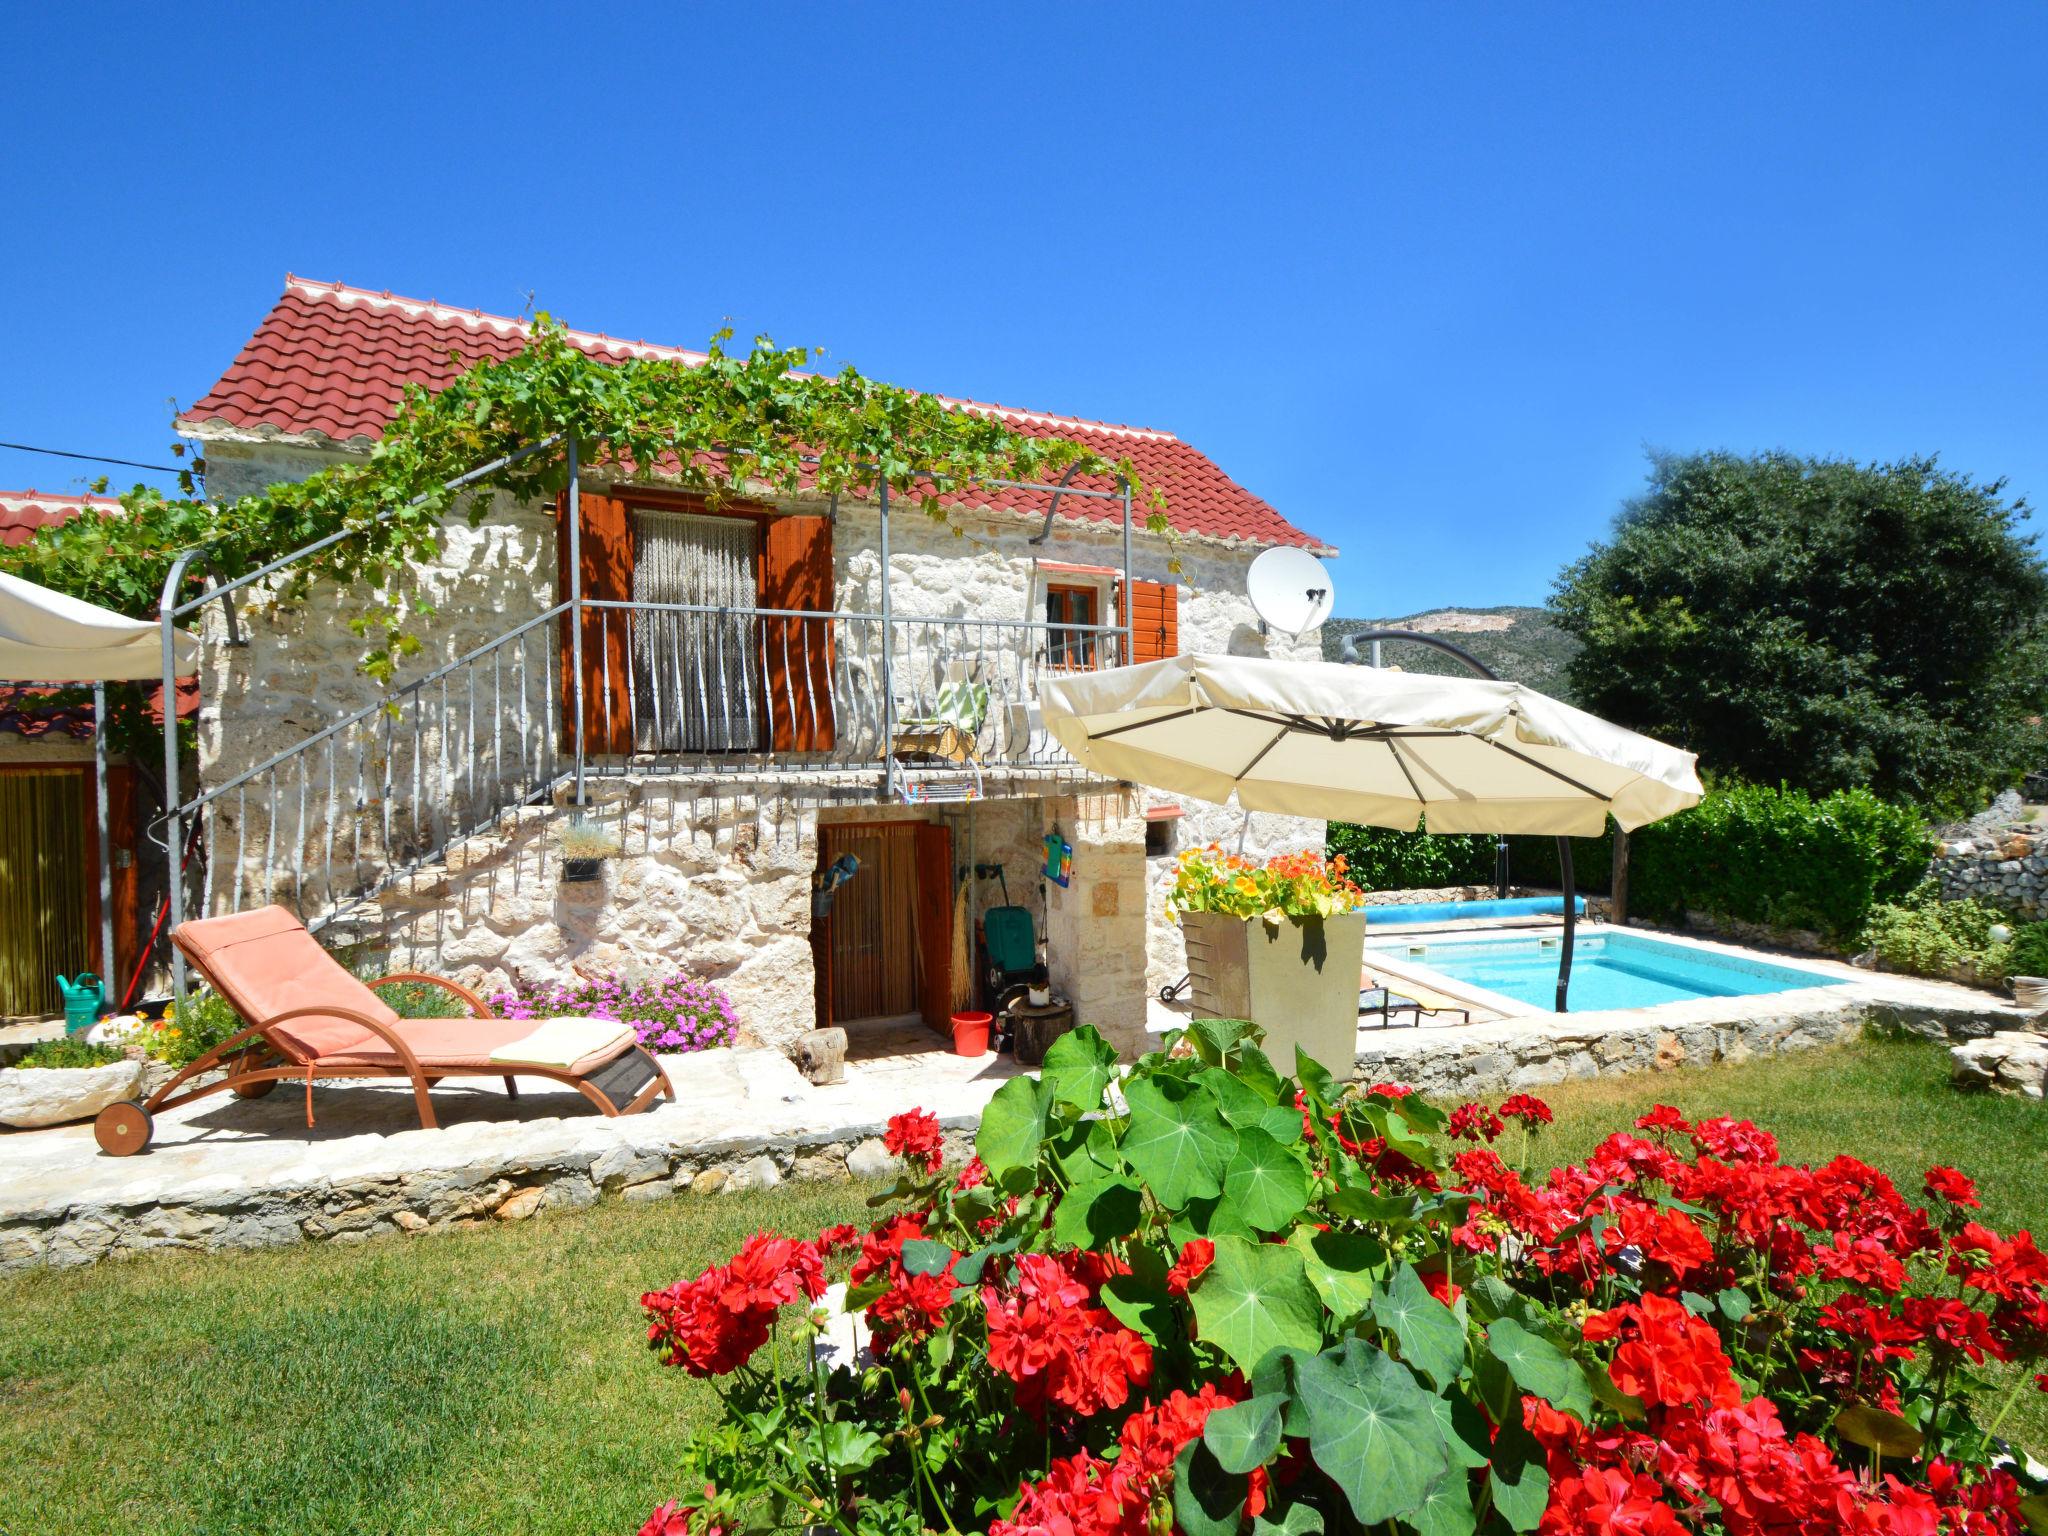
left=1358, top=978, right=1472, bottom=1029
left=91, top=905, right=674, bottom=1156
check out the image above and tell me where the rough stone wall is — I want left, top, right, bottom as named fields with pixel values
left=1040, top=785, right=1152, bottom=1056
left=1934, top=830, right=2048, bottom=918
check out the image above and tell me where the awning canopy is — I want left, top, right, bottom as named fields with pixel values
left=0, top=570, right=197, bottom=684
left=1040, top=653, right=1701, bottom=836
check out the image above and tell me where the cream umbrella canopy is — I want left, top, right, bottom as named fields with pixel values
left=1038, top=653, right=1703, bottom=1010
left=1, top=571, right=201, bottom=1008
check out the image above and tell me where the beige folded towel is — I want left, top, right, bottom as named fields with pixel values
left=488, top=1017, right=636, bottom=1070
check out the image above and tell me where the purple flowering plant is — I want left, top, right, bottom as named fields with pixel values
left=489, top=970, right=739, bottom=1053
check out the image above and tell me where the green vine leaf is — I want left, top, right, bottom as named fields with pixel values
left=1485, top=1318, right=1594, bottom=1421
left=1219, top=1126, right=1312, bottom=1233
left=1189, top=1236, right=1324, bottom=1377
left=1294, top=1337, right=1452, bottom=1527
left=1369, top=1263, right=1468, bottom=1391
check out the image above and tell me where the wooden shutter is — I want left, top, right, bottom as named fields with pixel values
left=912, top=821, right=954, bottom=1032
left=1119, top=578, right=1179, bottom=665
left=758, top=514, right=836, bottom=751
left=555, top=491, right=635, bottom=754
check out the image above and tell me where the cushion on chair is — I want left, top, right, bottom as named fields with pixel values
left=172, top=906, right=397, bottom=1063
left=487, top=1018, right=638, bottom=1071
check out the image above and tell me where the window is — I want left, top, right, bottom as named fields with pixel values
left=1046, top=584, right=1100, bottom=670
left=630, top=508, right=764, bottom=752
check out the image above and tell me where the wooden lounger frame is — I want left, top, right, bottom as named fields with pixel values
left=119, top=971, right=674, bottom=1142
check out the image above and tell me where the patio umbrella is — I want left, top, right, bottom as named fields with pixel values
left=1, top=571, right=200, bottom=1006
left=1039, top=653, right=1702, bottom=1009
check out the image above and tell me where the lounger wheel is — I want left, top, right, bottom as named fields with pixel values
left=94, top=1100, right=154, bottom=1157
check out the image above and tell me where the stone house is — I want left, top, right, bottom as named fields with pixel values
left=164, top=277, right=1336, bottom=1059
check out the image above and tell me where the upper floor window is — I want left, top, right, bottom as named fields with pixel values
left=1046, top=584, right=1101, bottom=669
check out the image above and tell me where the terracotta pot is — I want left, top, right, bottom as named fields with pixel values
left=950, top=1011, right=993, bottom=1057
left=1179, top=909, right=1367, bottom=1075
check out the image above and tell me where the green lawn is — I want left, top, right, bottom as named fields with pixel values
left=3, top=1034, right=2044, bottom=1534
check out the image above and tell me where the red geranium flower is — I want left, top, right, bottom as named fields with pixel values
left=1924, top=1166, right=1981, bottom=1209
left=1166, top=1238, right=1215, bottom=1296
left=884, top=1107, right=946, bottom=1173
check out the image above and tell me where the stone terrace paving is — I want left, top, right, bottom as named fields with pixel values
left=0, top=933, right=2032, bottom=1277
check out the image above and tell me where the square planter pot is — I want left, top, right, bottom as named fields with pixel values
left=1179, top=909, right=1366, bottom=1077
left=561, top=858, right=604, bottom=884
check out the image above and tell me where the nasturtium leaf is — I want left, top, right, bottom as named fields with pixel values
left=1052, top=1174, right=1145, bottom=1248
left=1393, top=1091, right=1448, bottom=1133
left=976, top=1073, right=1051, bottom=1180
left=1260, top=1104, right=1305, bottom=1145
left=1485, top=1318, right=1594, bottom=1421
left=1369, top=1263, right=1468, bottom=1390
left=1169, top=1193, right=1255, bottom=1248
left=1833, top=1404, right=1924, bottom=1457
left=1351, top=1098, right=1435, bottom=1164
left=1252, top=1505, right=1325, bottom=1535
left=1294, top=1337, right=1452, bottom=1527
left=1101, top=1273, right=1175, bottom=1345
left=1202, top=1067, right=1276, bottom=1130
left=1221, top=1126, right=1312, bottom=1233
left=1717, top=1287, right=1754, bottom=1323
left=1463, top=1274, right=1532, bottom=1326
left=1235, top=1041, right=1287, bottom=1105
left=1409, top=1465, right=1477, bottom=1536
left=1680, top=1290, right=1715, bottom=1317
left=1173, top=1439, right=1247, bottom=1536
left=1188, top=1015, right=1260, bottom=1066
left=1250, top=1345, right=1318, bottom=1437
left=898, top=1239, right=956, bottom=1278
left=1294, top=1047, right=1338, bottom=1111
left=1042, top=1024, right=1117, bottom=1112
left=1203, top=1392, right=1288, bottom=1474
left=1190, top=1235, right=1324, bottom=1377
left=1048, top=1117, right=1123, bottom=1186
left=1121, top=1075, right=1235, bottom=1210
left=1588, top=1361, right=1647, bottom=1422
left=1289, top=1227, right=1384, bottom=1322
left=1427, top=1389, right=1494, bottom=1470
left=952, top=1235, right=1020, bottom=1286
left=1487, top=1418, right=1551, bottom=1533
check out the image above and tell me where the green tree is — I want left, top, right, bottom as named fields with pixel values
left=1550, top=451, right=2048, bottom=811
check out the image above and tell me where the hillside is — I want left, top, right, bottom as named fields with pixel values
left=1320, top=606, right=1580, bottom=699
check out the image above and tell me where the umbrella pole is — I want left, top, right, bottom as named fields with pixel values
left=1554, top=836, right=1575, bottom=1012
left=94, top=682, right=115, bottom=1009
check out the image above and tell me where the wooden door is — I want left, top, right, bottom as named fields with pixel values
left=813, top=821, right=953, bottom=1027
left=0, top=766, right=93, bottom=1017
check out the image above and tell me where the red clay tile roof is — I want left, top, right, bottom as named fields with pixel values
left=1, top=489, right=119, bottom=547
left=179, top=277, right=1331, bottom=553
left=0, top=680, right=198, bottom=739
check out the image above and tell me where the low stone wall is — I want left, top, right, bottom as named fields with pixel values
left=0, top=1117, right=978, bottom=1274
left=1934, top=830, right=2048, bottom=917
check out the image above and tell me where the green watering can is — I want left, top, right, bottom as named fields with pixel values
left=56, top=974, right=107, bottom=1036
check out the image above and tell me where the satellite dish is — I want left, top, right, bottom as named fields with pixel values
left=1246, top=546, right=1336, bottom=635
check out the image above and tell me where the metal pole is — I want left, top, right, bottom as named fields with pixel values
left=568, top=437, right=586, bottom=806
left=93, top=681, right=115, bottom=1007
left=159, top=559, right=187, bottom=1003
left=1342, top=626, right=1575, bottom=1011
left=878, top=476, right=894, bottom=802
left=1555, top=838, right=1577, bottom=1013
left=1119, top=477, right=1133, bottom=666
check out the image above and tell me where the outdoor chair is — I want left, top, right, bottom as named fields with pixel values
left=891, top=666, right=992, bottom=766
left=1359, top=980, right=1472, bottom=1029
left=90, top=905, right=674, bottom=1156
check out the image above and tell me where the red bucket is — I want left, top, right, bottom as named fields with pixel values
left=949, top=1010, right=993, bottom=1057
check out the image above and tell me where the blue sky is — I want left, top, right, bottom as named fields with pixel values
left=3, top=3, right=2043, bottom=611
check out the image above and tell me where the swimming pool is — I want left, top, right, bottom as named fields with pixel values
left=1367, top=895, right=1584, bottom=927
left=1367, top=930, right=1844, bottom=1011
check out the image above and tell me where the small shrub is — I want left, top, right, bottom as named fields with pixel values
left=488, top=971, right=738, bottom=1053
left=1631, top=782, right=1932, bottom=940
left=2006, top=920, right=2048, bottom=979
left=371, top=980, right=473, bottom=1019
left=1325, top=819, right=1495, bottom=890
left=135, top=991, right=248, bottom=1067
left=553, top=817, right=621, bottom=861
left=1861, top=883, right=2012, bottom=982
left=9, top=1037, right=124, bottom=1070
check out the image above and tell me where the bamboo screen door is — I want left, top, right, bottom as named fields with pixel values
left=813, top=822, right=953, bottom=1030
left=0, top=766, right=94, bottom=1017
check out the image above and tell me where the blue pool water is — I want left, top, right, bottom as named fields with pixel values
left=1368, top=895, right=1584, bottom=927
left=1368, top=931, right=1843, bottom=1011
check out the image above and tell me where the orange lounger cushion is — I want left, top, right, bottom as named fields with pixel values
left=322, top=1016, right=634, bottom=1076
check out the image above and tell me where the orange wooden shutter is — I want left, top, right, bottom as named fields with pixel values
left=555, top=491, right=635, bottom=754
left=758, top=514, right=836, bottom=751
left=912, top=821, right=954, bottom=1032
left=1118, top=578, right=1179, bottom=665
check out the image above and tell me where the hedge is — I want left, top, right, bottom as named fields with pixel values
left=1328, top=783, right=1931, bottom=943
